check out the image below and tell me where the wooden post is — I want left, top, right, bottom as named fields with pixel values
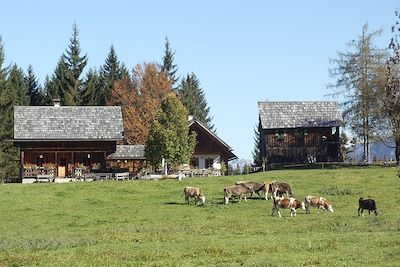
left=20, top=150, right=24, bottom=179
left=55, top=151, right=58, bottom=177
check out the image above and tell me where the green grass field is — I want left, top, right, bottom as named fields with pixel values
left=0, top=167, right=399, bottom=266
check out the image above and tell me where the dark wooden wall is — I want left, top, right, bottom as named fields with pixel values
left=261, top=127, right=340, bottom=164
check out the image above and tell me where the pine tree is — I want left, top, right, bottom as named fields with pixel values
left=160, top=37, right=178, bottom=89
left=178, top=73, right=214, bottom=131
left=99, top=45, right=128, bottom=105
left=61, top=22, right=88, bottom=105
left=145, top=92, right=196, bottom=173
left=80, top=68, right=101, bottom=106
left=25, top=65, right=42, bottom=105
left=252, top=124, right=263, bottom=167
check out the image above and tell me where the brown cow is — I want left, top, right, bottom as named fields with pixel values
left=224, top=184, right=253, bottom=204
left=271, top=196, right=305, bottom=217
left=182, top=186, right=206, bottom=205
left=235, top=181, right=267, bottom=199
left=305, top=195, right=334, bottom=214
left=268, top=181, right=293, bottom=199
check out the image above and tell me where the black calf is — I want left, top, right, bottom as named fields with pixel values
left=358, top=197, right=378, bottom=216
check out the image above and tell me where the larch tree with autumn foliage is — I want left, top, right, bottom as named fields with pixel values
left=106, top=62, right=172, bottom=144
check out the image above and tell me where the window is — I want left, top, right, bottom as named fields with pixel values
left=205, top=158, right=214, bottom=169
left=190, top=158, right=199, bottom=168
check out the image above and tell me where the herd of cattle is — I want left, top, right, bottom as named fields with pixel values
left=182, top=181, right=378, bottom=217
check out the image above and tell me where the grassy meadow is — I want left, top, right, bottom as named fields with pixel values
left=0, top=167, right=399, bottom=266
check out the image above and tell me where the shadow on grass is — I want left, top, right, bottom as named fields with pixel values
left=164, top=202, right=186, bottom=205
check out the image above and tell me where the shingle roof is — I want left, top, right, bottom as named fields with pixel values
left=107, top=145, right=145, bottom=160
left=14, top=106, right=123, bottom=140
left=258, top=101, right=343, bottom=130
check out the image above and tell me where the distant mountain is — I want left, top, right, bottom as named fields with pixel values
left=349, top=140, right=395, bottom=163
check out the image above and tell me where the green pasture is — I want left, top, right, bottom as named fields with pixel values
left=0, top=167, right=399, bottom=266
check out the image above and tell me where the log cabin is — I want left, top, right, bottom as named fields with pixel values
left=258, top=101, right=343, bottom=164
left=13, top=104, right=123, bottom=181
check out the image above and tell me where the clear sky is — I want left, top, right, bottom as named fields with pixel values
left=1, top=1, right=399, bottom=160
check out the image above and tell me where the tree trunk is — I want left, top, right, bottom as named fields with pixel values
left=396, top=140, right=400, bottom=165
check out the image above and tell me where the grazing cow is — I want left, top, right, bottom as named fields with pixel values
left=268, top=181, right=293, bottom=199
left=224, top=184, right=253, bottom=204
left=182, top=186, right=206, bottom=205
left=358, top=197, right=378, bottom=216
left=271, top=196, right=306, bottom=217
left=235, top=181, right=266, bottom=199
left=304, top=195, right=334, bottom=214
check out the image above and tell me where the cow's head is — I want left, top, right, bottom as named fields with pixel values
left=198, top=196, right=206, bottom=205
left=327, top=204, right=334, bottom=212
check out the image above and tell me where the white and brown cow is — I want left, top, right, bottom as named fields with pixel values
left=271, top=196, right=305, bottom=217
left=224, top=184, right=253, bottom=204
left=305, top=195, right=334, bottom=214
left=182, top=186, right=206, bottom=205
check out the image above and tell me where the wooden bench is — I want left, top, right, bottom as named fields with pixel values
left=115, top=172, right=129, bottom=181
left=36, top=174, right=54, bottom=183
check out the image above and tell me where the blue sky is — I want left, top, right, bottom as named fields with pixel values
left=1, top=1, right=399, bottom=160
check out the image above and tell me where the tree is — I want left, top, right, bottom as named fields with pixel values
left=160, top=37, right=178, bottom=89
left=382, top=11, right=400, bottom=164
left=61, top=22, right=88, bottom=105
left=329, top=24, right=386, bottom=164
left=8, top=64, right=29, bottom=106
left=99, top=45, right=128, bottom=105
left=25, top=65, right=43, bottom=106
left=80, top=68, right=101, bottom=106
left=145, top=92, right=196, bottom=173
left=252, top=124, right=263, bottom=167
left=107, top=62, right=172, bottom=144
left=339, top=132, right=350, bottom=162
left=178, top=73, right=214, bottom=131
left=0, top=58, right=29, bottom=181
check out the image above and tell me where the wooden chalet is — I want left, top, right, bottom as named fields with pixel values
left=13, top=105, right=123, bottom=180
left=258, top=101, right=343, bottom=164
left=189, top=119, right=237, bottom=172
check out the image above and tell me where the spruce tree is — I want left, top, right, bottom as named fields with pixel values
left=160, top=37, right=178, bottom=89
left=25, top=65, right=43, bottom=105
left=61, top=22, right=88, bottom=105
left=178, top=73, right=214, bottom=131
left=0, top=62, right=29, bottom=182
left=80, top=68, right=101, bottom=106
left=252, top=124, right=263, bottom=167
left=99, top=45, right=127, bottom=105
left=42, top=75, right=58, bottom=105
left=50, top=57, right=69, bottom=105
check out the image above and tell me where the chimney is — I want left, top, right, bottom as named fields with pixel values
left=53, top=98, right=61, bottom=107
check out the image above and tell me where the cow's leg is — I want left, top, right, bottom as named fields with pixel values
left=291, top=208, right=296, bottom=217
left=277, top=210, right=282, bottom=218
left=185, top=195, right=190, bottom=204
left=358, top=207, right=362, bottom=217
left=271, top=206, right=276, bottom=216
left=244, top=196, right=247, bottom=202
left=224, top=196, right=229, bottom=205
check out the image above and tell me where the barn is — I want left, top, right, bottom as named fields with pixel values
left=258, top=101, right=343, bottom=164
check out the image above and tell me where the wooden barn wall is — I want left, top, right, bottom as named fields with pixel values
left=263, top=127, right=340, bottom=163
